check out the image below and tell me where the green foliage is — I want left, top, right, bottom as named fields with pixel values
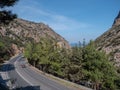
left=24, top=38, right=68, bottom=77
left=0, top=0, right=19, bottom=8
left=24, top=39, right=119, bottom=90
left=68, top=40, right=118, bottom=89
left=81, top=41, right=118, bottom=90
left=0, top=10, right=17, bottom=24
left=0, top=38, right=11, bottom=63
left=0, top=0, right=19, bottom=24
left=24, top=43, right=32, bottom=59
left=0, top=35, right=23, bottom=63
left=0, top=42, right=5, bottom=50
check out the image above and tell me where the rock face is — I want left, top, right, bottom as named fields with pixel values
left=113, top=11, right=120, bottom=26
left=11, top=44, right=20, bottom=55
left=0, top=18, right=71, bottom=55
left=95, top=11, right=120, bottom=67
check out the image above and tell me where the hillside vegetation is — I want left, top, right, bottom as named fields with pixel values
left=95, top=11, right=120, bottom=68
left=0, top=18, right=70, bottom=64
left=0, top=16, right=120, bottom=90
left=24, top=40, right=120, bottom=90
left=0, top=1, right=120, bottom=89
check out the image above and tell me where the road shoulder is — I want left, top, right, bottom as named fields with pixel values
left=30, top=65, right=92, bottom=90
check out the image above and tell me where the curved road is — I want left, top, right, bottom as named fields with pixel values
left=1, top=54, right=92, bottom=90
left=6, top=54, right=77, bottom=90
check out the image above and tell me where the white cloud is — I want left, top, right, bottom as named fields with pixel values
left=11, top=1, right=92, bottom=42
left=39, top=11, right=91, bottom=31
left=47, top=17, right=90, bottom=31
left=12, top=3, right=91, bottom=31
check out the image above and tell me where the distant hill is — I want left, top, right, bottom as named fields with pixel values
left=95, top=11, right=120, bottom=67
left=70, top=43, right=77, bottom=47
left=0, top=18, right=71, bottom=55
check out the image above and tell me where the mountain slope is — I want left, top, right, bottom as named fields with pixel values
left=0, top=18, right=70, bottom=55
left=95, top=11, right=120, bottom=67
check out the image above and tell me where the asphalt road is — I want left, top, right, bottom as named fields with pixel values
left=6, top=54, right=77, bottom=90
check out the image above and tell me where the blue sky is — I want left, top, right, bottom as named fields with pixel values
left=10, top=0, right=120, bottom=43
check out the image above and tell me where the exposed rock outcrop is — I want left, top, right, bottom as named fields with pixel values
left=0, top=18, right=71, bottom=55
left=113, top=11, right=120, bottom=26
left=95, top=11, right=120, bottom=67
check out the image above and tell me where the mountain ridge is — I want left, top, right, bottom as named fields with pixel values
left=0, top=18, right=71, bottom=55
left=95, top=11, right=120, bottom=67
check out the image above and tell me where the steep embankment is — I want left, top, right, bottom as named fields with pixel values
left=0, top=18, right=71, bottom=62
left=0, top=18, right=70, bottom=55
left=95, top=11, right=120, bottom=67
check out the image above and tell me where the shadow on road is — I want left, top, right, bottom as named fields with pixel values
left=0, top=63, right=15, bottom=72
left=0, top=83, right=9, bottom=90
left=0, top=71, right=9, bottom=90
left=16, top=86, right=41, bottom=90
left=0, top=63, right=15, bottom=90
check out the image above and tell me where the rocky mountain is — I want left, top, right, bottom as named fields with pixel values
left=95, top=11, right=120, bottom=67
left=0, top=18, right=71, bottom=55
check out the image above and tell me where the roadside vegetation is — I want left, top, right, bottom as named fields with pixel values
left=0, top=0, right=120, bottom=90
left=0, top=39, right=10, bottom=63
left=0, top=0, right=19, bottom=64
left=24, top=39, right=120, bottom=90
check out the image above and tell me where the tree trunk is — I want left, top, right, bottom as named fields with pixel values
left=93, top=82, right=100, bottom=90
left=33, top=61, right=36, bottom=67
left=93, top=83, right=97, bottom=90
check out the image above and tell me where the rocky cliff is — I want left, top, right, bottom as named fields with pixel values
left=0, top=18, right=70, bottom=55
left=95, top=11, right=120, bottom=67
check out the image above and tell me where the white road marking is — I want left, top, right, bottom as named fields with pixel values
left=14, top=57, right=33, bottom=86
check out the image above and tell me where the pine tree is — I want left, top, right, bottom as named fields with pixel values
left=82, top=40, right=117, bottom=90
left=66, top=43, right=83, bottom=82
left=0, top=0, right=19, bottom=24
